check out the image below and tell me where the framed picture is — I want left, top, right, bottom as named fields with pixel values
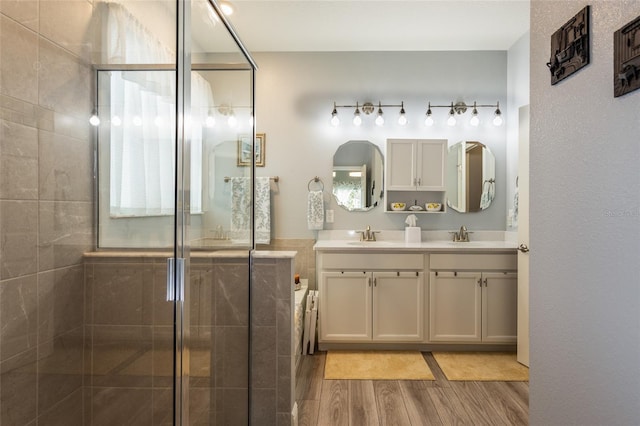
left=237, top=133, right=265, bottom=167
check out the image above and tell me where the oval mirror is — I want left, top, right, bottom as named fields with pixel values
left=446, top=141, right=496, bottom=212
left=332, top=140, right=384, bottom=211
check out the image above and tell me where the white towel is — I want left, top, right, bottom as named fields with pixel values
left=307, top=190, right=324, bottom=230
left=230, top=177, right=250, bottom=243
left=229, top=177, right=271, bottom=244
left=254, top=177, right=271, bottom=244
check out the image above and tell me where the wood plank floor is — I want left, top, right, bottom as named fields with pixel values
left=296, top=352, right=529, bottom=426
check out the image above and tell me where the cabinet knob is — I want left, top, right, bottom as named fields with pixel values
left=518, top=243, right=530, bottom=253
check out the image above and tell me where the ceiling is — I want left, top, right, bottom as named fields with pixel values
left=223, top=0, right=531, bottom=52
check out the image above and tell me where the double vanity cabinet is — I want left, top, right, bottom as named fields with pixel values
left=315, top=235, right=518, bottom=350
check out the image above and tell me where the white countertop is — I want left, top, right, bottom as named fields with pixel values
left=313, top=230, right=518, bottom=252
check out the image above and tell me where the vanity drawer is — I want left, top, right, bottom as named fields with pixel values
left=429, top=253, right=516, bottom=271
left=320, top=253, right=424, bottom=270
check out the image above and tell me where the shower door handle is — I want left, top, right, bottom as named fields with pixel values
left=166, top=258, right=185, bottom=301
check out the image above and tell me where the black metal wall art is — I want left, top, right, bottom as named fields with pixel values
left=614, top=15, right=640, bottom=97
left=547, top=6, right=591, bottom=85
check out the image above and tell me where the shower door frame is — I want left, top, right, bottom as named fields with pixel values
left=176, top=1, right=258, bottom=425
left=93, top=0, right=257, bottom=423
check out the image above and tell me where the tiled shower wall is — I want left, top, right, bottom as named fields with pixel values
left=0, top=2, right=94, bottom=425
left=259, top=239, right=316, bottom=289
left=83, top=252, right=295, bottom=426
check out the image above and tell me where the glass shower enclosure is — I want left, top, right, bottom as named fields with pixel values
left=90, top=0, right=256, bottom=424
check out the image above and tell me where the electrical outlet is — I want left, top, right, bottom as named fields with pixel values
left=325, top=209, right=334, bottom=223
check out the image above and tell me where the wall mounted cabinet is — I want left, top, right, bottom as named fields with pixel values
left=385, top=139, right=447, bottom=212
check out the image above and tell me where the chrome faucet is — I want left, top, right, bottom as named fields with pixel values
left=450, top=225, right=471, bottom=242
left=358, top=225, right=379, bottom=241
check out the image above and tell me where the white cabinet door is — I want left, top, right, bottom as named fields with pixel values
left=429, top=272, right=482, bottom=342
left=372, top=272, right=424, bottom=341
left=416, top=140, right=446, bottom=190
left=482, top=272, right=518, bottom=343
left=319, top=272, right=371, bottom=341
left=387, top=139, right=417, bottom=190
left=387, top=139, right=446, bottom=191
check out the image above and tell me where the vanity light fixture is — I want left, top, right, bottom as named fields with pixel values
left=329, top=101, right=405, bottom=127
left=227, top=113, right=237, bottom=128
left=423, top=100, right=503, bottom=127
left=111, top=115, right=122, bottom=126
left=398, top=101, right=407, bottom=126
left=493, top=102, right=503, bottom=126
left=205, top=110, right=216, bottom=128
left=375, top=102, right=384, bottom=126
left=89, top=109, right=100, bottom=126
left=424, top=103, right=434, bottom=126
left=330, top=103, right=340, bottom=127
left=220, top=1, right=234, bottom=16
left=353, top=102, right=362, bottom=126
left=470, top=102, right=480, bottom=126
left=447, top=102, right=457, bottom=126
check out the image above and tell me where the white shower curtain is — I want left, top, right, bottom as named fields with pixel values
left=104, top=2, right=213, bottom=217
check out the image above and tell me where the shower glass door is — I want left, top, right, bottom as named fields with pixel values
left=91, top=0, right=256, bottom=424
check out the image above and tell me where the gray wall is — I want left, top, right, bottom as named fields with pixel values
left=530, top=1, right=640, bottom=424
left=253, top=51, right=510, bottom=237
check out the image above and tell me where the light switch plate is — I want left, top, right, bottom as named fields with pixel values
left=325, top=209, right=334, bottom=223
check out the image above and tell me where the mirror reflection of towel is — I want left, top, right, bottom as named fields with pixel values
left=307, top=191, right=324, bottom=230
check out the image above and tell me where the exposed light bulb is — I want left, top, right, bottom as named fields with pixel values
left=220, top=2, right=233, bottom=15
left=425, top=115, right=434, bottom=126
left=353, top=104, right=362, bottom=126
left=111, top=115, right=122, bottom=126
left=249, top=115, right=254, bottom=127
left=398, top=103, right=407, bottom=126
left=447, top=103, right=456, bottom=126
left=424, top=105, right=433, bottom=126
left=227, top=114, right=237, bottom=127
left=89, top=111, right=100, bottom=126
left=470, top=102, right=479, bottom=126
left=331, top=105, right=339, bottom=126
left=375, top=105, right=384, bottom=126
left=493, top=102, right=503, bottom=126
left=205, top=115, right=216, bottom=128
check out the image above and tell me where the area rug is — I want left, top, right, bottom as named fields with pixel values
left=432, top=352, right=529, bottom=381
left=324, top=350, right=435, bottom=380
